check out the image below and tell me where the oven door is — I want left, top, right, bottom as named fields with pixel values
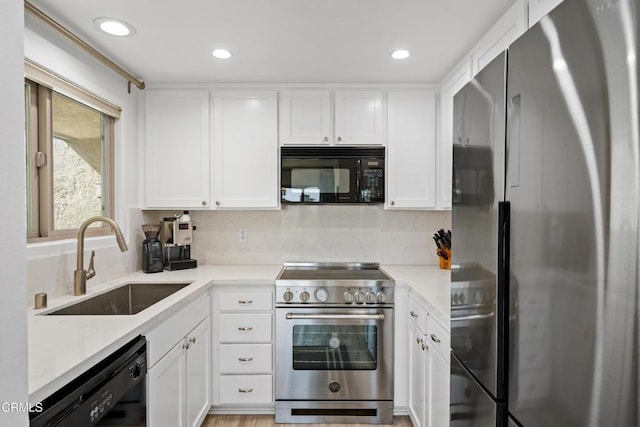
left=275, top=307, right=393, bottom=401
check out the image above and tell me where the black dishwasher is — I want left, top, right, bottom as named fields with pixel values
left=30, top=335, right=147, bottom=427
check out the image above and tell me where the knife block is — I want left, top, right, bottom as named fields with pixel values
left=438, top=248, right=451, bottom=270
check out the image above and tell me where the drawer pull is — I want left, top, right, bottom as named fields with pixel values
left=238, top=357, right=254, bottom=362
left=430, top=334, right=441, bottom=343
left=238, top=300, right=253, bottom=304
left=238, top=388, right=254, bottom=393
left=410, top=311, right=418, bottom=318
left=238, top=326, right=253, bottom=331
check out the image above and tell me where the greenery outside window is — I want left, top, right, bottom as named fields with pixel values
left=25, top=63, right=120, bottom=242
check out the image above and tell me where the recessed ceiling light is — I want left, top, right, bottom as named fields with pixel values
left=94, top=17, right=135, bottom=37
left=212, top=49, right=232, bottom=59
left=391, top=49, right=411, bottom=60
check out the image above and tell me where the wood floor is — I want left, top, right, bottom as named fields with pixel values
left=202, top=414, right=413, bottom=427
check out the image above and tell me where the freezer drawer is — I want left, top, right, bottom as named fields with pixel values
left=450, top=353, right=499, bottom=427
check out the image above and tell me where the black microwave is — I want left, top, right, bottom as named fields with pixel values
left=281, top=147, right=385, bottom=204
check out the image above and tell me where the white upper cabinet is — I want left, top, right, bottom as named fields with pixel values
left=386, top=91, right=437, bottom=209
left=145, top=90, right=210, bottom=208
left=334, top=91, right=385, bottom=145
left=469, top=0, right=527, bottom=76
left=438, top=60, right=472, bottom=209
left=213, top=91, right=279, bottom=209
left=279, top=89, right=385, bottom=146
left=279, top=90, right=331, bottom=145
left=528, top=0, right=564, bottom=27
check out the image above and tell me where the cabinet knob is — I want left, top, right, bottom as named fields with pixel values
left=201, top=200, right=207, bottom=206
left=422, top=343, right=428, bottom=351
left=430, top=334, right=441, bottom=343
left=189, top=336, right=197, bottom=344
left=183, top=342, right=190, bottom=350
left=410, top=311, right=418, bottom=318
left=323, top=137, right=329, bottom=142
left=336, top=136, right=342, bottom=142
left=416, top=337, right=423, bottom=344
left=390, top=200, right=395, bottom=206
left=215, top=200, right=221, bottom=206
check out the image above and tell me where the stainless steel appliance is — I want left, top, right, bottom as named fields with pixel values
left=280, top=147, right=385, bottom=204
left=159, top=213, right=197, bottom=270
left=451, top=0, right=640, bottom=425
left=275, top=262, right=395, bottom=424
left=142, top=223, right=163, bottom=274
left=30, top=336, right=147, bottom=426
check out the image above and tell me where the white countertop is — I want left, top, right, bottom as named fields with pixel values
left=28, top=263, right=449, bottom=403
left=381, top=265, right=451, bottom=327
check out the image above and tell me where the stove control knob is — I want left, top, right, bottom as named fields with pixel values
left=343, top=291, right=354, bottom=304
left=365, top=292, right=376, bottom=304
left=283, top=291, right=294, bottom=302
left=474, top=289, right=484, bottom=304
left=459, top=293, right=466, bottom=304
left=354, top=291, right=365, bottom=304
left=376, top=292, right=387, bottom=303
left=315, top=287, right=329, bottom=302
left=300, top=291, right=310, bottom=303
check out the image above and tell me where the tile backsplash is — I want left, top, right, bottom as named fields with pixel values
left=145, top=206, right=451, bottom=266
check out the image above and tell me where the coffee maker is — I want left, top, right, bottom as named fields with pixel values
left=142, top=223, right=163, bottom=273
left=159, top=212, right=198, bottom=270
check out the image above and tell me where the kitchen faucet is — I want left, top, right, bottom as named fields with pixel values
left=74, top=216, right=128, bottom=296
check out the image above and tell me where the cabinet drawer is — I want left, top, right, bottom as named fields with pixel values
left=427, top=316, right=450, bottom=360
left=218, top=313, right=272, bottom=343
left=220, top=344, right=272, bottom=374
left=408, top=298, right=429, bottom=335
left=217, top=291, right=272, bottom=311
left=218, top=375, right=273, bottom=405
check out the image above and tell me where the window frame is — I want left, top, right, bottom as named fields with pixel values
left=25, top=62, right=119, bottom=243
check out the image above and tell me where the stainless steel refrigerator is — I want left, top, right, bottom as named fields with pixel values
left=451, top=0, right=639, bottom=426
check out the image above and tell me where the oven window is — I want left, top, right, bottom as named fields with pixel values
left=292, top=325, right=377, bottom=370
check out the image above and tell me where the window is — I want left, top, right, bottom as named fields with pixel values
left=25, top=65, right=119, bottom=242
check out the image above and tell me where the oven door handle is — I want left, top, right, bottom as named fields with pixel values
left=451, top=312, right=495, bottom=321
left=285, top=313, right=385, bottom=321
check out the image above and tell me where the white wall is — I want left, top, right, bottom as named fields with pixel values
left=146, top=208, right=451, bottom=265
left=24, top=16, right=143, bottom=302
left=0, top=0, right=28, bottom=424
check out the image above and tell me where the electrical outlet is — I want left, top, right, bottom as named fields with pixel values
left=238, top=228, right=248, bottom=243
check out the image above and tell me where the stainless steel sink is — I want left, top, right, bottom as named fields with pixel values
left=46, top=282, right=192, bottom=315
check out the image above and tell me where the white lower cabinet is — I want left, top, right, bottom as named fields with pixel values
left=211, top=287, right=274, bottom=410
left=146, top=297, right=211, bottom=427
left=407, top=293, right=450, bottom=427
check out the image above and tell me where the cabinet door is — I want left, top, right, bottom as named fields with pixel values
left=213, top=91, right=278, bottom=208
left=428, top=349, right=450, bottom=427
left=145, top=90, right=210, bottom=208
left=279, top=90, right=331, bottom=145
left=334, top=91, right=385, bottom=145
left=470, top=0, right=527, bottom=76
left=439, top=60, right=472, bottom=209
left=408, top=321, right=427, bottom=427
left=387, top=91, right=437, bottom=209
left=186, top=319, right=211, bottom=427
left=528, top=0, right=564, bottom=27
left=147, top=340, right=185, bottom=427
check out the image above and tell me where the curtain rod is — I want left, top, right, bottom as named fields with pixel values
left=24, top=1, right=145, bottom=92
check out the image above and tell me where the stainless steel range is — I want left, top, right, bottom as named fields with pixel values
left=274, top=262, right=395, bottom=424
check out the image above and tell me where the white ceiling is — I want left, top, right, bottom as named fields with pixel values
left=27, top=0, right=517, bottom=84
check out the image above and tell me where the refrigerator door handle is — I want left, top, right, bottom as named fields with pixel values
left=497, top=200, right=510, bottom=399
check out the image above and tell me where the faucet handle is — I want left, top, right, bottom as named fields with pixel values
left=86, top=250, right=96, bottom=281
